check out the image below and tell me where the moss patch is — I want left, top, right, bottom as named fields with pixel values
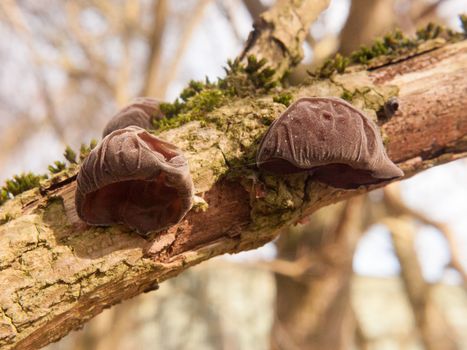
left=313, top=22, right=466, bottom=78
left=153, top=55, right=279, bottom=132
left=273, top=92, right=293, bottom=106
left=0, top=173, right=47, bottom=205
left=0, top=139, right=97, bottom=207
left=461, top=14, right=467, bottom=35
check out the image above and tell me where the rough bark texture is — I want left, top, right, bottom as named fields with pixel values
left=239, top=0, right=331, bottom=78
left=0, top=38, right=466, bottom=350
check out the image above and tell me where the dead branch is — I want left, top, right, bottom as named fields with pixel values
left=239, top=0, right=331, bottom=78
left=0, top=0, right=466, bottom=347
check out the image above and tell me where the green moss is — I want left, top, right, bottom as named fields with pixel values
left=243, top=55, right=277, bottom=89
left=0, top=139, right=99, bottom=206
left=0, top=172, right=48, bottom=205
left=3, top=173, right=47, bottom=196
left=316, top=53, right=350, bottom=78
left=159, top=100, right=184, bottom=119
left=340, top=89, right=353, bottom=101
left=180, top=80, right=206, bottom=101
left=250, top=173, right=307, bottom=229
left=64, top=146, right=77, bottom=164
left=154, top=55, right=281, bottom=132
left=461, top=14, right=467, bottom=35
left=350, top=29, right=415, bottom=65
left=48, top=161, right=66, bottom=174
left=79, top=139, right=97, bottom=162
left=155, top=89, right=227, bottom=131
left=0, top=189, right=9, bottom=205
left=313, top=22, right=465, bottom=78
left=416, top=22, right=441, bottom=40
left=273, top=92, right=293, bottom=106
left=0, top=212, right=13, bottom=225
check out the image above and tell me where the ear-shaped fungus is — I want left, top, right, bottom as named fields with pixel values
left=102, top=97, right=164, bottom=137
left=256, top=97, right=403, bottom=189
left=76, top=126, right=194, bottom=233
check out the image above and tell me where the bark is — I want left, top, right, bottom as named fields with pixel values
left=0, top=13, right=466, bottom=350
left=239, top=0, right=331, bottom=78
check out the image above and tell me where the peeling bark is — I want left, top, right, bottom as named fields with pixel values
left=0, top=37, right=466, bottom=350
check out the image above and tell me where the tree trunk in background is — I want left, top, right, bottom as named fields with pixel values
left=271, top=197, right=364, bottom=350
left=339, top=0, right=396, bottom=55
left=385, top=219, right=460, bottom=350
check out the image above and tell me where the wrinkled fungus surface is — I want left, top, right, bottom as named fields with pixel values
left=256, top=97, right=403, bottom=189
left=102, top=97, right=164, bottom=137
left=76, top=126, right=193, bottom=233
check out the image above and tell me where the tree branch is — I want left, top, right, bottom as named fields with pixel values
left=0, top=28, right=466, bottom=350
left=239, top=0, right=331, bottom=78
left=141, top=0, right=168, bottom=98
left=384, top=184, right=467, bottom=291
left=384, top=217, right=460, bottom=350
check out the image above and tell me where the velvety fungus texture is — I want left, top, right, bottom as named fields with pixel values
left=76, top=126, right=194, bottom=233
left=256, top=97, right=403, bottom=189
left=102, top=97, right=164, bottom=137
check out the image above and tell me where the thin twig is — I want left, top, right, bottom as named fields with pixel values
left=141, top=0, right=168, bottom=97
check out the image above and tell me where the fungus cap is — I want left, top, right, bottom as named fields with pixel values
left=256, top=97, right=403, bottom=189
left=102, top=97, right=164, bottom=137
left=76, top=126, right=194, bottom=233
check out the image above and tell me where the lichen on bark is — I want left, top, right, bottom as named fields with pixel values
left=0, top=12, right=466, bottom=348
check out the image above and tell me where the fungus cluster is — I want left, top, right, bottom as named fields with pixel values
left=102, top=97, right=164, bottom=137
left=75, top=95, right=402, bottom=234
left=257, top=97, right=403, bottom=189
left=75, top=98, right=194, bottom=234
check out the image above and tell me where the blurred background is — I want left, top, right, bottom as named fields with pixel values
left=0, top=0, right=466, bottom=349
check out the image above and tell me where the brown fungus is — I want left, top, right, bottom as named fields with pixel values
left=256, top=97, right=403, bottom=189
left=76, top=126, right=194, bottom=234
left=102, top=97, right=164, bottom=137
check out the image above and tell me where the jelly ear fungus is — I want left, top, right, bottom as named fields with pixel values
left=75, top=126, right=194, bottom=234
left=102, top=97, right=164, bottom=137
left=256, top=97, right=403, bottom=189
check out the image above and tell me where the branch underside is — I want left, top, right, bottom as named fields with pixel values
left=0, top=40, right=466, bottom=349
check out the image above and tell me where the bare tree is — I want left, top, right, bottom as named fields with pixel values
left=0, top=1, right=466, bottom=349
